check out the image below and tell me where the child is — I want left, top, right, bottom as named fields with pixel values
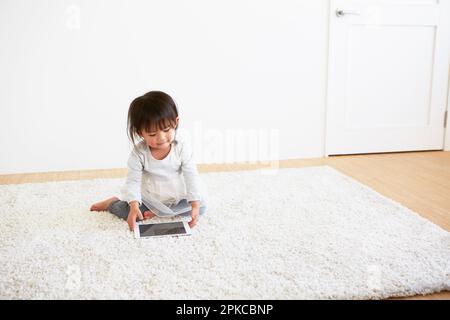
left=90, top=91, right=207, bottom=231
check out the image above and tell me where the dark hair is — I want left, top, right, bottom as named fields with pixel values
left=127, top=91, right=179, bottom=146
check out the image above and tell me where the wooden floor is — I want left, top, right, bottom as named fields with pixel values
left=1, top=151, right=449, bottom=300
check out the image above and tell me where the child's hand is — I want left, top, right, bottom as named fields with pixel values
left=127, top=206, right=143, bottom=231
left=189, top=206, right=200, bottom=228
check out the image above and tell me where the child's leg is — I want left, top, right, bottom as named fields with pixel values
left=169, top=199, right=208, bottom=218
left=178, top=205, right=207, bottom=218
left=90, top=196, right=119, bottom=212
left=107, top=200, right=155, bottom=221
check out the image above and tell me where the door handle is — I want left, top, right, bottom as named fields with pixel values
left=335, top=9, right=361, bottom=17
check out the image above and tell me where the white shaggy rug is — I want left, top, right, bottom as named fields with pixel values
left=0, top=166, right=449, bottom=300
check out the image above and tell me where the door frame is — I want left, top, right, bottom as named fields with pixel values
left=445, top=77, right=450, bottom=151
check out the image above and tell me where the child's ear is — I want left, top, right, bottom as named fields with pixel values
left=175, top=117, right=179, bottom=129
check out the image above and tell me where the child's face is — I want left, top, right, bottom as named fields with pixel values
left=140, top=118, right=178, bottom=150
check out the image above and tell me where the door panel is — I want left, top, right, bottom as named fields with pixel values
left=326, top=0, right=450, bottom=155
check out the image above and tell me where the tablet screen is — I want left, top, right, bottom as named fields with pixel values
left=138, top=222, right=187, bottom=237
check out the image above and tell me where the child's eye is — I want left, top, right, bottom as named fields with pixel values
left=147, top=127, right=170, bottom=136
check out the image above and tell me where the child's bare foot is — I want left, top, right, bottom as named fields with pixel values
left=143, top=210, right=156, bottom=219
left=90, top=196, right=119, bottom=212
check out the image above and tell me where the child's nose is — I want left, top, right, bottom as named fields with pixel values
left=157, top=132, right=166, bottom=140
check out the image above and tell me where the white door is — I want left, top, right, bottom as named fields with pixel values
left=325, top=0, right=450, bottom=155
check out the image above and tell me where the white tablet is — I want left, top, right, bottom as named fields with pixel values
left=134, top=221, right=192, bottom=239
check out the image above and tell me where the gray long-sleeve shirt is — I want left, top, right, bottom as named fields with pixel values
left=120, top=131, right=204, bottom=214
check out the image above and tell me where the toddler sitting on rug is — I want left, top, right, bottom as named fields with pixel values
left=90, top=91, right=207, bottom=231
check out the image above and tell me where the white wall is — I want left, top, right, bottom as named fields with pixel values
left=1, top=0, right=330, bottom=174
